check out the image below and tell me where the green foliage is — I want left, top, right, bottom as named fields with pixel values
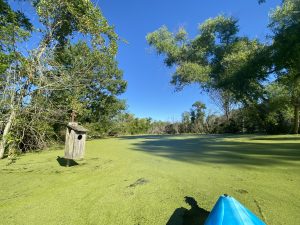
left=269, top=0, right=300, bottom=74
left=113, top=113, right=152, bottom=135
left=190, top=101, right=206, bottom=133
left=258, top=0, right=266, bottom=4
left=148, top=120, right=170, bottom=134
left=146, top=26, right=182, bottom=67
left=179, top=111, right=191, bottom=133
left=224, top=0, right=300, bottom=133
left=263, top=83, right=293, bottom=133
left=51, top=41, right=127, bottom=125
left=217, top=39, right=264, bottom=101
left=0, top=0, right=32, bottom=47
left=0, top=0, right=32, bottom=73
left=216, top=83, right=294, bottom=134
left=0, top=0, right=127, bottom=155
left=147, top=15, right=250, bottom=91
left=172, top=62, right=210, bottom=90
left=270, top=0, right=300, bottom=133
left=34, top=0, right=118, bottom=54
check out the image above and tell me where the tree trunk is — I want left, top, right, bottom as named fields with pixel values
left=222, top=92, right=231, bottom=121
left=292, top=105, right=299, bottom=134
left=224, top=107, right=230, bottom=121
left=0, top=110, right=16, bottom=159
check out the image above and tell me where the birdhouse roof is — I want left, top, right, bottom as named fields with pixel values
left=67, top=123, right=88, bottom=132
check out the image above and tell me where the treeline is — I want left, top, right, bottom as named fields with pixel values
left=107, top=93, right=294, bottom=136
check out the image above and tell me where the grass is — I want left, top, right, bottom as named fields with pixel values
left=0, top=134, right=299, bottom=225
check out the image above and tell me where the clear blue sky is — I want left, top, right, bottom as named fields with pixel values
left=12, top=0, right=281, bottom=121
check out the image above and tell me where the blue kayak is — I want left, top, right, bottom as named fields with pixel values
left=204, top=195, right=266, bottom=225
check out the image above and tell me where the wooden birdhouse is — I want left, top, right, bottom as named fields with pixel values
left=65, top=122, right=88, bottom=160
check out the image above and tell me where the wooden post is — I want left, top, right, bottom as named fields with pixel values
left=71, top=110, right=76, bottom=123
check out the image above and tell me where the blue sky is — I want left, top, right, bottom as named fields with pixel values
left=12, top=0, right=281, bottom=121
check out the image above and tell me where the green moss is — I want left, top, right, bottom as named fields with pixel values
left=0, top=135, right=299, bottom=224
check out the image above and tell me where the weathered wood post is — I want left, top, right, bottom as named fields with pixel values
left=64, top=111, right=88, bottom=166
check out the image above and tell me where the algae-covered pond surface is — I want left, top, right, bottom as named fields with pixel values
left=0, top=135, right=299, bottom=225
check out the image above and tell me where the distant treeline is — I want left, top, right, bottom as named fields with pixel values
left=93, top=96, right=293, bottom=137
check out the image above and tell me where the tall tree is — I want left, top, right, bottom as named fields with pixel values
left=190, top=101, right=206, bottom=133
left=224, top=0, right=300, bottom=133
left=51, top=42, right=126, bottom=131
left=270, top=0, right=300, bottom=133
left=146, top=15, right=260, bottom=120
left=0, top=0, right=33, bottom=158
left=180, top=111, right=191, bottom=133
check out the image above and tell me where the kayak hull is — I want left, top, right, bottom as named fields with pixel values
left=204, top=195, right=266, bottom=225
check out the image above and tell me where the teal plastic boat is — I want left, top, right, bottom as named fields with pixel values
left=204, top=195, right=266, bottom=225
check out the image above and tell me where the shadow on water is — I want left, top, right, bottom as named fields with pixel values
left=119, top=135, right=172, bottom=140
left=118, top=135, right=300, bottom=166
left=251, top=137, right=300, bottom=141
left=56, top=156, right=79, bottom=167
left=166, top=196, right=210, bottom=225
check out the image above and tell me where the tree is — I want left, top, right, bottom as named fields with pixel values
left=0, top=0, right=126, bottom=158
left=0, top=0, right=33, bottom=158
left=180, top=111, right=191, bottom=133
left=190, top=101, right=206, bottom=133
left=149, top=120, right=169, bottom=134
left=224, top=0, right=300, bottom=133
left=146, top=15, right=259, bottom=119
left=51, top=42, right=126, bottom=134
left=269, top=0, right=300, bottom=133
left=263, top=83, right=293, bottom=133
